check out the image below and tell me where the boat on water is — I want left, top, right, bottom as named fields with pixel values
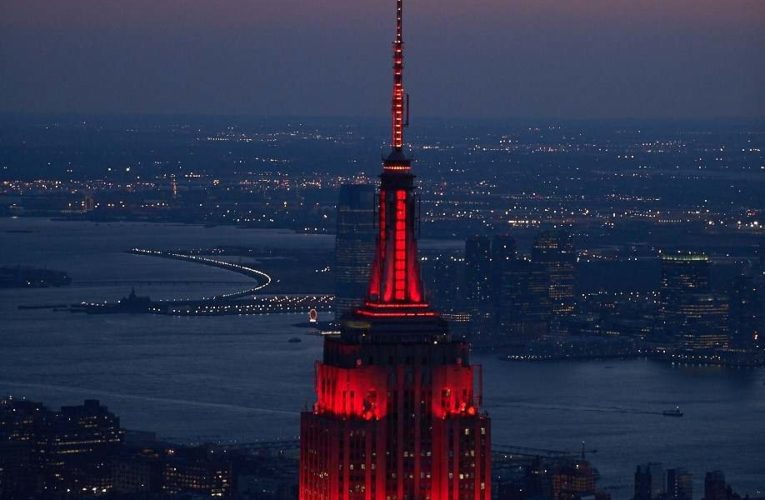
left=662, top=407, right=683, bottom=417
left=288, top=337, right=302, bottom=343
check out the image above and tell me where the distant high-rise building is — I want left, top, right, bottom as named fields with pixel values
left=659, top=253, right=714, bottom=343
left=334, top=184, right=376, bottom=318
left=465, top=235, right=494, bottom=344
left=660, top=253, right=711, bottom=296
left=492, top=234, right=517, bottom=272
left=496, top=260, right=551, bottom=343
left=52, top=399, right=123, bottom=457
left=728, top=274, right=762, bottom=350
left=491, top=234, right=516, bottom=305
left=162, top=448, right=232, bottom=497
left=666, top=468, right=693, bottom=500
left=634, top=463, right=665, bottom=500
left=676, top=293, right=730, bottom=349
left=465, top=235, right=492, bottom=306
left=704, top=471, right=729, bottom=500
left=0, top=397, right=50, bottom=497
left=551, top=459, right=597, bottom=500
left=300, top=1, right=491, bottom=497
left=33, top=399, right=123, bottom=494
left=421, top=252, right=471, bottom=338
left=532, top=230, right=576, bottom=318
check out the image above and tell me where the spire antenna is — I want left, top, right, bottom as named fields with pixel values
left=391, top=0, right=405, bottom=151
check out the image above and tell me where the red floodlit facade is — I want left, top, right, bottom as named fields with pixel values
left=299, top=0, right=491, bottom=498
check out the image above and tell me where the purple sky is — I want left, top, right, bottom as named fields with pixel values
left=1, top=0, right=764, bottom=119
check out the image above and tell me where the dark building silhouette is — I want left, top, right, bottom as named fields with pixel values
left=496, top=260, right=551, bottom=344
left=299, top=1, right=491, bottom=497
left=493, top=453, right=606, bottom=500
left=658, top=253, right=711, bottom=333
left=421, top=252, right=471, bottom=339
left=465, top=235, right=493, bottom=306
left=335, top=183, right=376, bottom=318
left=0, top=397, right=123, bottom=497
left=0, top=397, right=50, bottom=498
left=47, top=399, right=123, bottom=494
left=465, top=235, right=494, bottom=343
left=634, top=462, right=665, bottom=500
left=700, top=470, right=748, bottom=500
left=491, top=234, right=517, bottom=312
left=111, top=442, right=234, bottom=498
left=666, top=468, right=693, bottom=500
left=660, top=253, right=711, bottom=294
left=161, top=447, right=233, bottom=497
left=677, top=294, right=730, bottom=349
left=0, top=396, right=243, bottom=498
left=728, top=274, right=762, bottom=350
left=704, top=471, right=729, bottom=500
left=551, top=459, right=598, bottom=500
left=658, top=253, right=730, bottom=348
left=112, top=449, right=163, bottom=495
left=532, top=230, right=577, bottom=320
left=492, top=235, right=517, bottom=269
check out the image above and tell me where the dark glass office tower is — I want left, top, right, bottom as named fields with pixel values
left=464, top=235, right=492, bottom=306
left=532, top=230, right=576, bottom=318
left=658, top=253, right=729, bottom=347
left=728, top=274, right=762, bottom=350
left=496, top=259, right=551, bottom=343
left=335, top=184, right=376, bottom=318
left=659, top=253, right=710, bottom=295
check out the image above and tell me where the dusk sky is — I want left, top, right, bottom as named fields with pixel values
left=1, top=0, right=764, bottom=120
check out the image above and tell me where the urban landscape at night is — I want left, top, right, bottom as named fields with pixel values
left=1, top=0, right=764, bottom=499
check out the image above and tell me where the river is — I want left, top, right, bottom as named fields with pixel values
left=1, top=217, right=763, bottom=498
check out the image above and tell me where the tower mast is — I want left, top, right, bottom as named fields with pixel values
left=391, top=0, right=406, bottom=151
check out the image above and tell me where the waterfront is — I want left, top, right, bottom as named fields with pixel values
left=1, top=218, right=763, bottom=498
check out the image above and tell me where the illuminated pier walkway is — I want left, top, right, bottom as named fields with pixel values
left=68, top=249, right=334, bottom=316
left=158, top=294, right=333, bottom=316
left=129, top=248, right=271, bottom=299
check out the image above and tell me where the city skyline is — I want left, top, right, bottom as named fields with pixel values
left=1, top=0, right=764, bottom=498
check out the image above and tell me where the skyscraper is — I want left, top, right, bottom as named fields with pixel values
left=495, top=259, right=551, bottom=344
left=659, top=253, right=711, bottom=296
left=491, top=234, right=517, bottom=314
left=659, top=253, right=709, bottom=337
left=634, top=463, right=665, bottom=500
left=728, top=274, right=761, bottom=350
left=465, top=236, right=492, bottom=306
left=299, top=1, right=492, bottom=497
left=491, top=235, right=517, bottom=274
left=666, top=468, right=693, bottom=500
left=335, top=184, right=376, bottom=318
left=659, top=253, right=729, bottom=348
left=532, top=230, right=576, bottom=318
left=704, top=471, right=729, bottom=500
left=676, top=293, right=730, bottom=349
left=421, top=253, right=472, bottom=340
left=464, top=235, right=493, bottom=344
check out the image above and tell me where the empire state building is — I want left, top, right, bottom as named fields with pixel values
left=299, top=0, right=492, bottom=498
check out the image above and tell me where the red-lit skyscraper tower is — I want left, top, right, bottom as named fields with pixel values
left=299, top=0, right=491, bottom=498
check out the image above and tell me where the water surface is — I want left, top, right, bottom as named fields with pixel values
left=1, top=218, right=762, bottom=498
